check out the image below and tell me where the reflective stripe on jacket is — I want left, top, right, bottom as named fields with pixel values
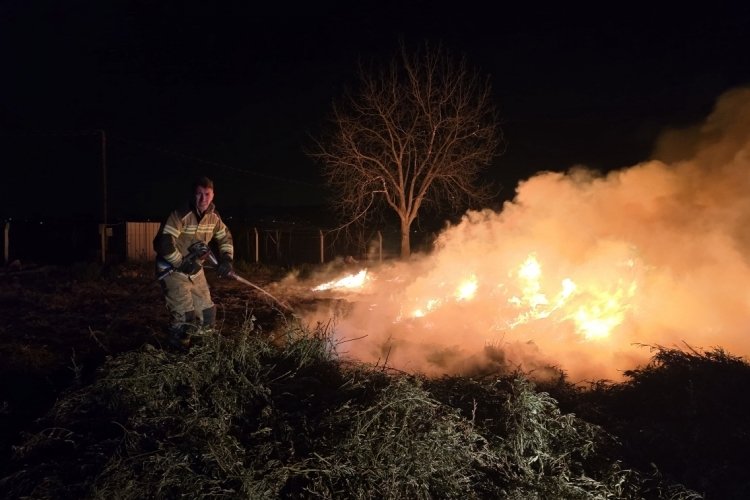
left=153, top=203, right=234, bottom=267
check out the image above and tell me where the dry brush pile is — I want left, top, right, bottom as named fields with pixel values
left=0, top=312, right=705, bottom=500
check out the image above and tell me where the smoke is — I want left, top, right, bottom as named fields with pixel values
left=294, top=86, right=750, bottom=383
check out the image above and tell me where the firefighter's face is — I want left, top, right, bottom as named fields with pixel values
left=195, top=186, right=214, bottom=213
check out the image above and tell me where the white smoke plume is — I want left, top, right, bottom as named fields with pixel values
left=294, top=86, right=750, bottom=383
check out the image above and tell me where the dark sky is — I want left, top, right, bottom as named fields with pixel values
left=1, top=1, right=749, bottom=222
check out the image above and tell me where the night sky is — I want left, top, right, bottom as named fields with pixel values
left=2, top=1, right=749, bottom=224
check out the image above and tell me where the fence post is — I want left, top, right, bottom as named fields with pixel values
left=254, top=227, right=259, bottom=263
left=275, top=230, right=281, bottom=261
left=377, top=230, right=383, bottom=262
left=319, top=229, right=325, bottom=264
left=99, top=224, right=107, bottom=264
left=3, top=221, right=8, bottom=265
left=246, top=230, right=250, bottom=263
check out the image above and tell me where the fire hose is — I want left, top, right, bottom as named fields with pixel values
left=156, top=242, right=293, bottom=312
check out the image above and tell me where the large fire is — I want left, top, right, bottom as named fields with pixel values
left=299, top=86, right=750, bottom=382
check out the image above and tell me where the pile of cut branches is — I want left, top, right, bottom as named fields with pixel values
left=0, top=318, right=701, bottom=499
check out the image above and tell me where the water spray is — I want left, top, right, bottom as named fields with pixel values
left=225, top=269, right=294, bottom=313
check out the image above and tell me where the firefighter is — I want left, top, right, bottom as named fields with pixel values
left=153, top=176, right=234, bottom=350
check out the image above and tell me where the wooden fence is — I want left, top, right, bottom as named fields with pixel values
left=125, top=222, right=394, bottom=265
left=3, top=220, right=431, bottom=266
left=125, top=222, right=160, bottom=261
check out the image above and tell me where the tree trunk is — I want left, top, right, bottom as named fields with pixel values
left=400, top=218, right=411, bottom=259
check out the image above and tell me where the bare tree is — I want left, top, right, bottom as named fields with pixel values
left=311, top=41, right=502, bottom=258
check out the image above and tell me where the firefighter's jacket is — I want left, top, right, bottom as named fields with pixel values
left=153, top=202, right=234, bottom=268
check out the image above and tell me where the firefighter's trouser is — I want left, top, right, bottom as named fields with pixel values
left=160, top=268, right=214, bottom=329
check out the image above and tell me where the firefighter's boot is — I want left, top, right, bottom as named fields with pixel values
left=201, top=305, right=216, bottom=330
left=168, top=310, right=196, bottom=351
left=188, top=306, right=216, bottom=348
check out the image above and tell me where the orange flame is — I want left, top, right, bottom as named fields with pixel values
left=312, top=253, right=637, bottom=342
left=312, top=269, right=370, bottom=291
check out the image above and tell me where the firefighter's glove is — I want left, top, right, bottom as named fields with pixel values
left=177, top=257, right=202, bottom=276
left=217, top=256, right=234, bottom=279
left=187, top=241, right=210, bottom=261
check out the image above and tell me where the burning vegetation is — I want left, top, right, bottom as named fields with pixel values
left=298, top=86, right=750, bottom=384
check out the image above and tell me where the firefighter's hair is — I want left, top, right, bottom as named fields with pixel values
left=193, top=176, right=214, bottom=192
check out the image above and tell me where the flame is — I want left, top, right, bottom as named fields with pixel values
left=508, top=254, right=553, bottom=319
left=568, top=281, right=637, bottom=340
left=454, top=275, right=478, bottom=301
left=503, top=254, right=636, bottom=340
left=411, top=298, right=441, bottom=318
left=313, top=253, right=636, bottom=341
left=404, top=274, right=478, bottom=320
left=312, top=269, right=369, bottom=291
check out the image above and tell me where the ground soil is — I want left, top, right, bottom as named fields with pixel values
left=0, top=262, right=288, bottom=474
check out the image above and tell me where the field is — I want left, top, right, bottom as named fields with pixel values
left=1, top=262, right=749, bottom=498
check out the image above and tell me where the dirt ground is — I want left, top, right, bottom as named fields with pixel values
left=0, top=262, right=290, bottom=472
